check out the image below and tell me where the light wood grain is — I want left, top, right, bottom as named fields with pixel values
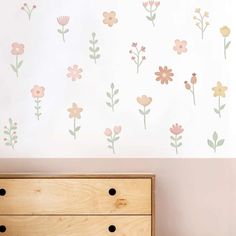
left=0, top=216, right=151, bottom=236
left=0, top=178, right=151, bottom=214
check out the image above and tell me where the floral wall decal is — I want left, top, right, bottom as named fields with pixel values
left=67, top=103, right=83, bottom=140
left=10, top=42, right=24, bottom=78
left=155, top=66, right=174, bottom=84
left=170, top=123, right=184, bottom=154
left=220, top=26, right=231, bottom=59
left=103, top=11, right=118, bottom=27
left=173, top=39, right=187, bottom=55
left=142, top=1, right=160, bottom=27
left=104, top=126, right=121, bottom=154
left=129, top=43, right=146, bottom=74
left=137, top=95, right=152, bottom=130
left=20, top=3, right=36, bottom=20
left=31, top=85, right=45, bottom=120
left=193, top=8, right=209, bottom=39
left=57, top=16, right=70, bottom=42
left=212, top=81, right=227, bottom=118
left=3, top=119, right=18, bottom=149
left=89, top=32, right=100, bottom=64
left=207, top=131, right=224, bottom=153
left=67, top=65, right=83, bottom=81
left=106, top=83, right=119, bottom=112
left=184, top=73, right=197, bottom=105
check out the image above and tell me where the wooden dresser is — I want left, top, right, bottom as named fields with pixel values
left=0, top=174, right=155, bottom=236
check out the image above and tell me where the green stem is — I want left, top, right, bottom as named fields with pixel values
left=149, top=4, right=155, bottom=27
left=92, top=36, right=97, bottom=64
left=35, top=98, right=40, bottom=120
left=175, top=135, right=178, bottom=154
left=62, top=25, right=65, bottom=42
left=143, top=106, right=147, bottom=130
left=214, top=139, right=216, bottom=153
left=218, top=96, right=221, bottom=118
left=73, top=118, right=76, bottom=140
left=111, top=134, right=116, bottom=154
left=16, top=55, right=19, bottom=78
left=111, top=86, right=114, bottom=112
left=192, top=86, right=196, bottom=105
left=224, top=37, right=226, bottom=59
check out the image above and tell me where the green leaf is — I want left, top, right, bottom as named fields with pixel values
left=75, top=127, right=80, bottom=132
left=57, top=29, right=62, bottom=33
left=207, top=139, right=215, bottom=149
left=225, top=41, right=231, bottom=49
left=4, top=131, right=9, bottom=135
left=5, top=143, right=12, bottom=146
left=69, top=130, right=74, bottom=136
left=10, top=64, right=17, bottom=72
left=176, top=136, right=182, bottom=141
left=146, top=16, right=152, bottom=21
left=89, top=40, right=93, bottom=44
left=106, top=92, right=111, bottom=98
left=108, top=145, right=113, bottom=149
left=114, top=99, right=119, bottom=104
left=111, top=83, right=114, bottom=89
left=95, top=54, right=100, bottom=59
left=152, top=13, right=156, bottom=20
left=9, top=118, right=13, bottom=125
left=93, top=40, right=98, bottom=44
left=213, top=132, right=218, bottom=142
left=106, top=102, right=112, bottom=107
left=17, top=60, right=23, bottom=68
left=94, top=47, right=99, bottom=52
left=170, top=143, right=176, bottom=147
left=170, top=136, right=175, bottom=141
left=92, top=32, right=96, bottom=38
left=177, top=142, right=182, bottom=147
left=89, top=47, right=94, bottom=52
left=114, top=89, right=119, bottom=95
left=89, top=55, right=95, bottom=59
left=113, top=136, right=120, bottom=141
left=64, top=29, right=69, bottom=33
left=139, top=109, right=144, bottom=115
left=220, top=104, right=226, bottom=110
left=217, top=139, right=224, bottom=146
left=214, top=108, right=219, bottom=114
left=107, top=138, right=112, bottom=143
left=145, top=109, right=150, bottom=115
left=12, top=136, right=17, bottom=140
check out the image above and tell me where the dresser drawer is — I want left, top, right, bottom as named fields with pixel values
left=0, top=178, right=151, bottom=214
left=0, top=216, right=151, bottom=236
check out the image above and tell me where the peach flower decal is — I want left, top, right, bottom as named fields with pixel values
left=170, top=123, right=184, bottom=154
left=212, top=82, right=227, bottom=118
left=184, top=73, right=197, bottom=105
left=103, top=11, right=118, bottom=27
left=31, top=85, right=45, bottom=120
left=3, top=118, right=18, bottom=149
left=129, top=43, right=146, bottom=74
left=21, top=3, right=36, bottom=20
left=207, top=131, right=225, bottom=153
left=155, top=66, right=174, bottom=84
left=67, top=65, right=83, bottom=81
left=220, top=26, right=231, bottom=59
left=173, top=40, right=187, bottom=55
left=104, top=126, right=122, bottom=154
left=57, top=16, right=70, bottom=42
left=193, top=8, right=209, bottom=39
left=67, top=103, right=83, bottom=139
left=137, top=95, right=152, bottom=130
left=10, top=42, right=24, bottom=78
left=142, top=1, right=160, bottom=27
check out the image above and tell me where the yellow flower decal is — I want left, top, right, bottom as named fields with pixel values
left=212, top=82, right=227, bottom=118
left=220, top=26, right=231, bottom=59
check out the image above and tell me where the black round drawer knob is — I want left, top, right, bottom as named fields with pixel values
left=108, top=188, right=116, bottom=196
left=0, top=189, right=6, bottom=196
left=108, top=225, right=116, bottom=232
left=0, top=225, right=6, bottom=233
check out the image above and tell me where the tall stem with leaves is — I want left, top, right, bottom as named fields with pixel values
left=193, top=8, right=209, bottom=39
left=89, top=32, right=100, bottom=64
left=142, top=1, right=160, bottom=27
left=207, top=131, right=224, bottom=153
left=3, top=119, right=18, bottom=149
left=106, top=83, right=119, bottom=112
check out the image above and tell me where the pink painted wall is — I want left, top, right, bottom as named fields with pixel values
left=0, top=158, right=235, bottom=236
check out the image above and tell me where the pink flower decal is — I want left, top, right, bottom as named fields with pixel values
left=31, top=85, right=45, bottom=120
left=103, top=11, right=118, bottom=27
left=57, top=16, right=70, bottom=42
left=170, top=123, right=184, bottom=154
left=155, top=66, right=174, bottom=84
left=67, top=65, right=83, bottom=81
left=129, top=43, right=146, bottom=73
left=21, top=3, right=36, bottom=20
left=67, top=103, right=83, bottom=139
left=142, top=1, right=160, bottom=26
left=173, top=39, right=187, bottom=55
left=104, top=126, right=122, bottom=154
left=10, top=42, right=24, bottom=78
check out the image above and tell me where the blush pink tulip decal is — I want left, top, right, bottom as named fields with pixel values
left=10, top=42, right=24, bottom=78
left=104, top=126, right=122, bottom=154
left=57, top=16, right=70, bottom=42
left=142, top=1, right=160, bottom=27
left=170, top=123, right=184, bottom=154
